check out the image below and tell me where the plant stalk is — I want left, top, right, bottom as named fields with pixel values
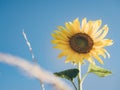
left=78, top=63, right=82, bottom=90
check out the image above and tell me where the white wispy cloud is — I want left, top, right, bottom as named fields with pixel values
left=0, top=53, right=72, bottom=90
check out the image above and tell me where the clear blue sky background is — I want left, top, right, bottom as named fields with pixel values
left=0, top=0, right=120, bottom=90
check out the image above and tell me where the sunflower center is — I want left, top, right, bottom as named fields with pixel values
left=69, top=33, right=94, bottom=53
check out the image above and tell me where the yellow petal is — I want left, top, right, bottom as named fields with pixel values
left=93, top=25, right=107, bottom=38
left=93, top=29, right=103, bottom=38
left=103, top=39, right=113, bottom=46
left=51, top=33, right=67, bottom=42
left=95, top=25, right=108, bottom=42
left=58, top=51, right=67, bottom=58
left=51, top=33, right=61, bottom=39
left=91, top=51, right=104, bottom=64
left=87, top=21, right=101, bottom=36
left=92, top=20, right=102, bottom=34
left=98, top=50, right=106, bottom=58
left=57, top=26, right=72, bottom=36
left=53, top=44, right=69, bottom=50
left=94, top=39, right=113, bottom=49
left=84, top=21, right=92, bottom=33
left=65, top=22, right=75, bottom=33
left=73, top=18, right=81, bottom=32
left=54, top=30, right=69, bottom=40
left=51, top=40, right=68, bottom=44
left=65, top=55, right=73, bottom=63
left=94, top=41, right=104, bottom=46
left=81, top=18, right=87, bottom=32
left=74, top=56, right=83, bottom=64
left=102, top=49, right=110, bottom=58
left=87, top=57, right=95, bottom=65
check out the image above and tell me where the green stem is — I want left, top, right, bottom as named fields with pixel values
left=78, top=63, right=82, bottom=90
left=71, top=81, right=77, bottom=90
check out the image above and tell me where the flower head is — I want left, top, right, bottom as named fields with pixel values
left=51, top=18, right=113, bottom=64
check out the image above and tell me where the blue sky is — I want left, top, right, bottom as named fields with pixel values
left=0, top=0, right=120, bottom=90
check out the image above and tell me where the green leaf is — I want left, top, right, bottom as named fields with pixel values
left=54, top=68, right=79, bottom=81
left=88, top=64, right=112, bottom=77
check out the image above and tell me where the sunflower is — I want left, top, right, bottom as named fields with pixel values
left=51, top=18, right=113, bottom=64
